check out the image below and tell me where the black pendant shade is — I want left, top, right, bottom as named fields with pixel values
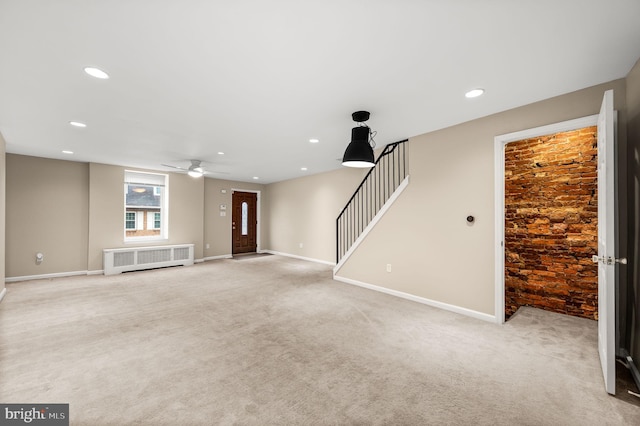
left=342, top=126, right=374, bottom=168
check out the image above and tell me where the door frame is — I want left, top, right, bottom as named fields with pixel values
left=493, top=114, right=599, bottom=324
left=231, top=188, right=261, bottom=253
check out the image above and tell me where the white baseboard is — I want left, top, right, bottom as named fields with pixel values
left=87, top=270, right=104, bottom=276
left=194, top=258, right=205, bottom=264
left=5, top=270, right=90, bottom=283
left=263, top=250, right=336, bottom=266
left=202, top=254, right=233, bottom=262
left=333, top=275, right=496, bottom=323
left=0, top=288, right=6, bottom=303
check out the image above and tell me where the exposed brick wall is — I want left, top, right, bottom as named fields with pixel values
left=504, top=126, right=598, bottom=320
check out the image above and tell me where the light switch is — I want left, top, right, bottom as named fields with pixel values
left=220, top=211, right=226, bottom=217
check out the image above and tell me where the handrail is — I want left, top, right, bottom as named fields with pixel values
left=337, top=139, right=408, bottom=218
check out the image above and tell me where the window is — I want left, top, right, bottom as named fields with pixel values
left=124, top=171, right=168, bottom=241
left=125, top=212, right=136, bottom=229
left=241, top=201, right=248, bottom=235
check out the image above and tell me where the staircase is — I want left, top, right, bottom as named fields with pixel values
left=336, top=139, right=409, bottom=267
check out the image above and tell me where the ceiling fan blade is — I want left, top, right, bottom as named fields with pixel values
left=202, top=169, right=230, bottom=175
left=161, top=163, right=189, bottom=171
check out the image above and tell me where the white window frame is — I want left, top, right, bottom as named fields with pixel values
left=124, top=170, right=169, bottom=242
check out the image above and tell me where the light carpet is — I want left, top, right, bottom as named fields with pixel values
left=1, top=255, right=638, bottom=425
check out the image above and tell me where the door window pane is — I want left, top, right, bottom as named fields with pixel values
left=241, top=202, right=248, bottom=235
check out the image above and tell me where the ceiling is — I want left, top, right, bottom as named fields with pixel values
left=1, top=1, right=640, bottom=184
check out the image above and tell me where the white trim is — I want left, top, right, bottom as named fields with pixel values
left=0, top=288, right=6, bottom=303
left=334, top=275, right=496, bottom=323
left=494, top=114, right=599, bottom=324
left=194, top=258, right=205, bottom=264
left=87, top=270, right=104, bottom=276
left=202, top=254, right=233, bottom=261
left=263, top=250, right=335, bottom=266
left=123, top=236, right=170, bottom=244
left=334, top=175, right=410, bottom=275
left=231, top=188, right=261, bottom=252
left=5, top=270, right=90, bottom=283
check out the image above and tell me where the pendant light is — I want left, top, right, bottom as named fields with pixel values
left=342, top=111, right=375, bottom=168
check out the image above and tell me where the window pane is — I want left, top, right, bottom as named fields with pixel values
left=125, top=212, right=136, bottom=229
left=241, top=202, right=248, bottom=236
left=124, top=171, right=167, bottom=240
left=126, top=184, right=161, bottom=208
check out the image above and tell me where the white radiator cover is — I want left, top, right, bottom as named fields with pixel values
left=103, top=244, right=194, bottom=275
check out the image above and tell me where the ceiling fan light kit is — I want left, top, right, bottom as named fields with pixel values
left=342, top=111, right=375, bottom=168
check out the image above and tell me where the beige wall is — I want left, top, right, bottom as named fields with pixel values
left=0, top=133, right=5, bottom=292
left=87, top=163, right=205, bottom=271
left=6, top=155, right=89, bottom=277
left=334, top=79, right=628, bottom=317
left=265, top=167, right=368, bottom=263
left=5, top=156, right=266, bottom=277
left=203, top=178, right=266, bottom=258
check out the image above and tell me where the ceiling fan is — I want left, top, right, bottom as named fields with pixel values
left=161, top=159, right=227, bottom=178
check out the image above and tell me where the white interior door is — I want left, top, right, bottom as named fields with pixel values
left=596, top=89, right=616, bottom=395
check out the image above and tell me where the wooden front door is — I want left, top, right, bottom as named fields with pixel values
left=232, top=191, right=257, bottom=254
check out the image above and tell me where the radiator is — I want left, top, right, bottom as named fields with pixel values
left=103, top=244, right=194, bottom=275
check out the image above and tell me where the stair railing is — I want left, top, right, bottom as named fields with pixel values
left=336, top=139, right=408, bottom=263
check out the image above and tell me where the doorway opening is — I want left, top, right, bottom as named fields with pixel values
left=232, top=190, right=259, bottom=255
left=503, top=126, right=598, bottom=320
left=494, top=114, right=599, bottom=323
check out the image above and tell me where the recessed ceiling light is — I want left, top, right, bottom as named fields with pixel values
left=252, top=176, right=259, bottom=180
left=309, top=138, right=319, bottom=143
left=84, top=67, right=109, bottom=79
left=465, top=88, right=485, bottom=98
left=217, top=152, right=225, bottom=155
left=62, top=150, right=74, bottom=155
left=301, top=167, right=308, bottom=171
left=69, top=121, right=87, bottom=128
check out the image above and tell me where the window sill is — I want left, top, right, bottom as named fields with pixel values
left=124, top=237, right=169, bottom=244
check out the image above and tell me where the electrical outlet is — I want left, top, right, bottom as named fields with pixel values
left=299, top=242, right=303, bottom=248
left=386, top=264, right=392, bottom=273
left=205, top=243, right=210, bottom=249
